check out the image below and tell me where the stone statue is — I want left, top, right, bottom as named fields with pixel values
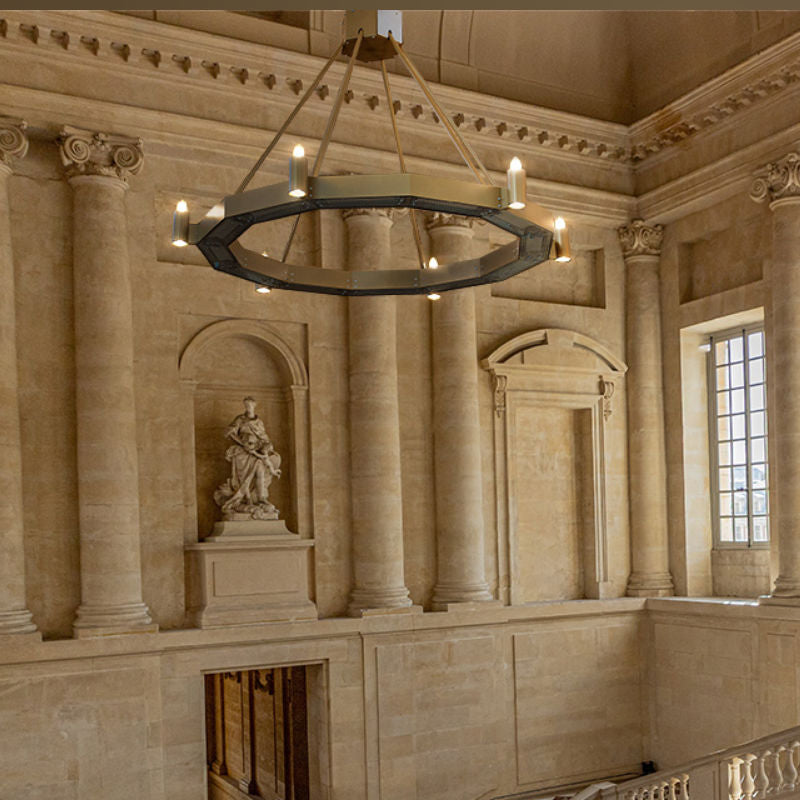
left=214, top=397, right=282, bottom=521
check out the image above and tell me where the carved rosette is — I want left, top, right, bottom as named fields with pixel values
left=57, top=126, right=143, bottom=182
left=618, top=219, right=664, bottom=258
left=0, top=116, right=29, bottom=170
left=425, top=211, right=473, bottom=231
left=750, top=152, right=800, bottom=205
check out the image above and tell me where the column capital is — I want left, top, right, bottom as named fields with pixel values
left=425, top=212, right=473, bottom=233
left=58, top=126, right=143, bottom=182
left=0, top=116, right=29, bottom=170
left=341, top=207, right=393, bottom=223
left=750, top=151, right=800, bottom=205
left=617, top=219, right=664, bottom=258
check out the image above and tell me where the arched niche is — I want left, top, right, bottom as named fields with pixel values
left=179, top=320, right=311, bottom=541
left=482, top=328, right=627, bottom=604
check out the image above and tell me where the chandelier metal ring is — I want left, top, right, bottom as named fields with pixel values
left=189, top=173, right=554, bottom=296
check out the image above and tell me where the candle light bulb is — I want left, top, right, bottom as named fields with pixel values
left=172, top=199, right=190, bottom=246
left=554, top=216, right=566, bottom=230
left=553, top=216, right=572, bottom=262
left=507, top=156, right=526, bottom=210
left=289, top=144, right=308, bottom=198
left=255, top=285, right=271, bottom=294
left=427, top=292, right=440, bottom=300
left=428, top=257, right=438, bottom=269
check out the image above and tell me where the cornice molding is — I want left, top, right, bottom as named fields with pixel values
left=0, top=10, right=631, bottom=170
left=0, top=115, right=28, bottom=167
left=629, top=29, right=800, bottom=165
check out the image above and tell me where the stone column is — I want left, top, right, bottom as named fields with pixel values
left=344, top=208, right=412, bottom=614
left=619, top=220, right=674, bottom=597
left=751, top=152, right=800, bottom=601
left=426, top=213, right=493, bottom=609
left=59, top=127, right=156, bottom=636
left=0, top=117, right=38, bottom=637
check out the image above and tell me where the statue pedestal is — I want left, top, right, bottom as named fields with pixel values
left=186, top=520, right=317, bottom=628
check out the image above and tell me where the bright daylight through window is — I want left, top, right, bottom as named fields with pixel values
left=708, top=327, right=769, bottom=547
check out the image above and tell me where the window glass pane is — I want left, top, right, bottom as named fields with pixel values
left=753, top=517, right=769, bottom=542
left=709, top=326, right=769, bottom=547
left=729, top=336, right=744, bottom=362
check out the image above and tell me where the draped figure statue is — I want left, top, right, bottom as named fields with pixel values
left=214, top=397, right=282, bottom=520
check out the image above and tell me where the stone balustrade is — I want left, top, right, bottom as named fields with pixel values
left=575, top=726, right=800, bottom=800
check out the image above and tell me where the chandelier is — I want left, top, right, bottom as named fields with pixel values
left=172, top=10, right=572, bottom=297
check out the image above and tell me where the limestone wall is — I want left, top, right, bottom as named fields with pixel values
left=0, top=603, right=645, bottom=800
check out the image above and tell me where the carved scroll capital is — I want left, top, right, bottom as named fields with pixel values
left=0, top=116, right=29, bottom=169
left=750, top=151, right=800, bottom=205
left=618, top=219, right=664, bottom=258
left=425, top=211, right=473, bottom=232
left=341, top=207, right=394, bottom=222
left=58, top=126, right=143, bottom=182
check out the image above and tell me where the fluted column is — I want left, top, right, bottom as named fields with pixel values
left=0, top=117, right=38, bottom=637
left=751, top=152, right=800, bottom=601
left=426, top=213, right=493, bottom=609
left=59, top=127, right=156, bottom=636
left=619, top=220, right=674, bottom=597
left=344, top=208, right=412, bottom=615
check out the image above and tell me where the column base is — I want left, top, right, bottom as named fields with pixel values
left=0, top=608, right=39, bottom=637
left=347, top=587, right=413, bottom=617
left=73, top=602, right=158, bottom=638
left=431, top=581, right=494, bottom=610
left=626, top=571, right=674, bottom=597
left=766, top=576, right=800, bottom=598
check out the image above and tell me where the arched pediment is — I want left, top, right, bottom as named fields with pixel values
left=482, top=328, right=626, bottom=374
left=179, top=319, right=308, bottom=387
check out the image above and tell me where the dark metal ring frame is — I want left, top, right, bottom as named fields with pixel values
left=189, top=173, right=556, bottom=296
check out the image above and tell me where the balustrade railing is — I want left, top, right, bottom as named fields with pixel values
left=572, top=726, right=800, bottom=800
